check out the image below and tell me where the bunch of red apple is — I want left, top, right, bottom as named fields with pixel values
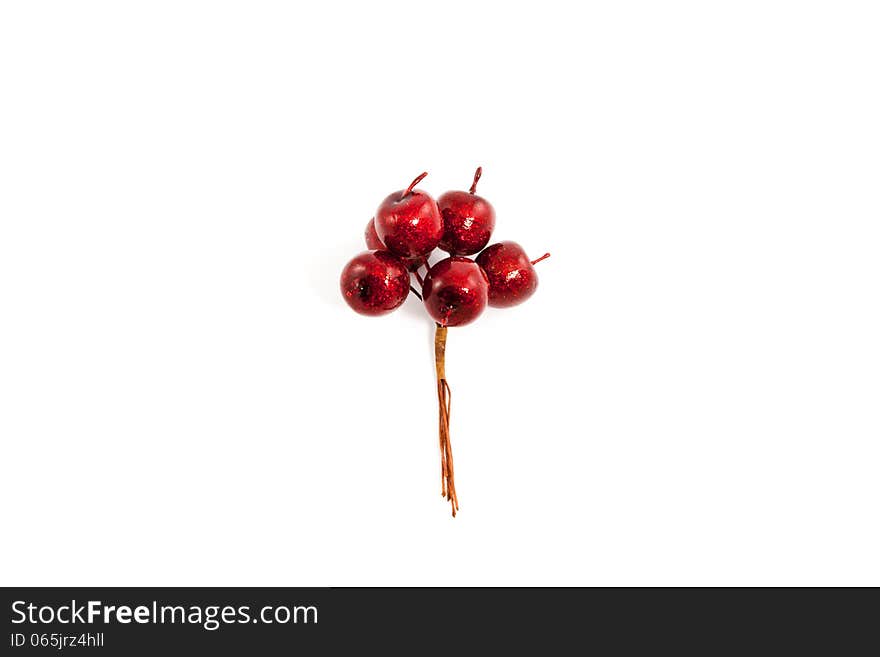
left=341, top=168, right=548, bottom=321
left=340, top=168, right=549, bottom=515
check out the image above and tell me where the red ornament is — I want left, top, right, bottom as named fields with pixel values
left=422, top=256, right=489, bottom=327
left=476, top=241, right=550, bottom=308
left=339, top=250, right=410, bottom=316
left=438, top=166, right=496, bottom=256
left=364, top=217, right=384, bottom=250
left=374, top=172, right=443, bottom=259
left=340, top=169, right=549, bottom=516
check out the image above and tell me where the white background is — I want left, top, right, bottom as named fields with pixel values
left=1, top=1, right=878, bottom=586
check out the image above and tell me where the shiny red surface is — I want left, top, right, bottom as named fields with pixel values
left=375, top=183, right=443, bottom=259
left=475, top=241, right=539, bottom=308
left=340, top=250, right=410, bottom=316
left=438, top=191, right=495, bottom=255
left=422, top=256, right=489, bottom=327
left=364, top=217, right=384, bottom=250
left=365, top=217, right=425, bottom=271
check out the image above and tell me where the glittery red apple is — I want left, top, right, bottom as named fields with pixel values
left=374, top=172, right=443, bottom=259
left=475, top=241, right=550, bottom=308
left=364, top=218, right=384, bottom=250
left=438, top=166, right=496, bottom=256
left=422, top=256, right=489, bottom=327
left=340, top=250, right=409, bottom=316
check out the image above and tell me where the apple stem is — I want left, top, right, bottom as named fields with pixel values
left=409, top=285, right=422, bottom=301
left=402, top=171, right=428, bottom=199
left=414, top=268, right=424, bottom=287
left=469, top=166, right=482, bottom=194
left=435, top=324, right=458, bottom=516
left=530, top=253, right=551, bottom=266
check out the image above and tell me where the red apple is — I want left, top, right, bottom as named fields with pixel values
left=438, top=166, right=496, bottom=255
left=364, top=217, right=384, bottom=250
left=475, top=241, right=550, bottom=308
left=422, top=256, right=489, bottom=327
left=340, top=250, right=410, bottom=316
left=374, top=172, right=443, bottom=259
